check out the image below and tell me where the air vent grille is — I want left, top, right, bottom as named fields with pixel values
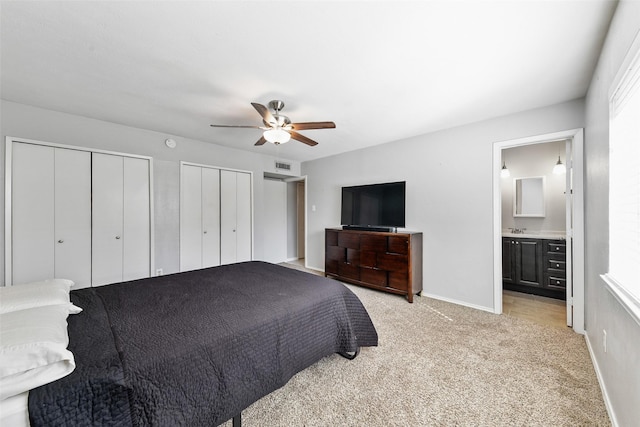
left=275, top=161, right=291, bottom=171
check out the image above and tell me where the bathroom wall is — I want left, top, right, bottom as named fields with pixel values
left=501, top=140, right=567, bottom=234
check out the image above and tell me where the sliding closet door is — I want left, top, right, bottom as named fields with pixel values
left=235, top=171, right=252, bottom=262
left=92, top=153, right=150, bottom=286
left=123, top=157, right=150, bottom=281
left=201, top=167, right=221, bottom=268
left=54, top=148, right=91, bottom=287
left=220, top=169, right=252, bottom=265
left=180, top=165, right=203, bottom=271
left=220, top=170, right=238, bottom=265
left=92, top=153, right=125, bottom=286
left=11, top=143, right=91, bottom=286
left=11, top=143, right=55, bottom=284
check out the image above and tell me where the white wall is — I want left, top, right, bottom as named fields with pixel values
left=262, top=178, right=288, bottom=264
left=583, top=1, right=640, bottom=425
left=501, top=141, right=567, bottom=233
left=302, top=99, right=584, bottom=311
left=0, top=100, right=301, bottom=282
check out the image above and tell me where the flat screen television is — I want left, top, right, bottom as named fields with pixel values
left=341, top=181, right=406, bottom=230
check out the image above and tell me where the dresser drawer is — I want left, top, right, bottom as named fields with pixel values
left=377, top=253, right=408, bottom=271
left=338, top=232, right=360, bottom=249
left=547, top=276, right=566, bottom=289
left=388, top=235, right=409, bottom=255
left=547, top=259, right=566, bottom=271
left=360, top=267, right=387, bottom=287
left=547, top=242, right=566, bottom=254
left=338, top=262, right=360, bottom=280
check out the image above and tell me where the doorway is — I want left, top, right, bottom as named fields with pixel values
left=493, top=129, right=584, bottom=334
left=285, top=176, right=307, bottom=268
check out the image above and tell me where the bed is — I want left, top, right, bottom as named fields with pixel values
left=19, top=261, right=378, bottom=426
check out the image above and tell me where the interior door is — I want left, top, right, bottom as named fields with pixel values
left=92, top=153, right=124, bottom=286
left=11, top=142, right=55, bottom=284
left=54, top=148, right=91, bottom=288
left=122, top=156, right=150, bottom=281
left=201, top=167, right=221, bottom=268
left=565, top=140, right=574, bottom=327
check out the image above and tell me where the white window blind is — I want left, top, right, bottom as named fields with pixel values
left=607, top=41, right=640, bottom=319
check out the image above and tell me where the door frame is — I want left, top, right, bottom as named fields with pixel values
left=492, top=128, right=585, bottom=334
left=284, top=175, right=308, bottom=268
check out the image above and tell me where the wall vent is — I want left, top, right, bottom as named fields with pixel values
left=275, top=161, right=291, bottom=171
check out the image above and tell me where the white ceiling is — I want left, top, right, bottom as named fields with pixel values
left=0, top=1, right=616, bottom=162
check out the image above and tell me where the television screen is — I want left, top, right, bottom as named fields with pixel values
left=341, top=181, right=406, bottom=228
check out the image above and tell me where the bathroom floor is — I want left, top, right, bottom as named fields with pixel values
left=503, top=290, right=568, bottom=328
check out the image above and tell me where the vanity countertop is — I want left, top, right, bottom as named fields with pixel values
left=502, top=232, right=566, bottom=240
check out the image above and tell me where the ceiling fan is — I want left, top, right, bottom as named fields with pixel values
left=210, top=100, right=335, bottom=146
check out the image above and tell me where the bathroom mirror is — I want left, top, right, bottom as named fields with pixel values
left=514, top=176, right=545, bottom=217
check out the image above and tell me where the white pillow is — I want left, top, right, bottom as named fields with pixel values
left=0, top=304, right=76, bottom=400
left=0, top=279, right=82, bottom=315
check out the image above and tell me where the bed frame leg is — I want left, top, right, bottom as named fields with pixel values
left=232, top=413, right=242, bottom=427
left=338, top=347, right=360, bottom=360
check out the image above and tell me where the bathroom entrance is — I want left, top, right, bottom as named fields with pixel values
left=493, top=129, right=584, bottom=333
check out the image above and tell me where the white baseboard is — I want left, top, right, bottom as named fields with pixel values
left=421, top=292, right=494, bottom=313
left=584, top=333, right=618, bottom=427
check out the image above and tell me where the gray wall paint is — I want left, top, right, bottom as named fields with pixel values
left=302, top=99, right=584, bottom=311
left=1, top=100, right=301, bottom=281
left=583, top=1, right=640, bottom=425
left=501, top=140, right=567, bottom=233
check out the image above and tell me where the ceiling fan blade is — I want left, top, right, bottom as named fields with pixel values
left=290, top=121, right=336, bottom=130
left=255, top=135, right=267, bottom=146
left=210, top=124, right=263, bottom=129
left=251, top=102, right=277, bottom=126
left=290, top=130, right=319, bottom=146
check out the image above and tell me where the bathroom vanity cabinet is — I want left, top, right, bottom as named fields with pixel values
left=502, top=237, right=566, bottom=300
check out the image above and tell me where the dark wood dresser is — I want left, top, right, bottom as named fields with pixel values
left=324, top=228, right=423, bottom=302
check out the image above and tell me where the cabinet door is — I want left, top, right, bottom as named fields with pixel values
left=180, top=165, right=203, bottom=271
left=516, top=239, right=542, bottom=286
left=54, top=148, right=91, bottom=288
left=11, top=143, right=55, bottom=284
left=92, top=153, right=124, bottom=286
left=502, top=238, right=515, bottom=284
left=201, top=167, right=221, bottom=268
left=122, top=157, right=150, bottom=281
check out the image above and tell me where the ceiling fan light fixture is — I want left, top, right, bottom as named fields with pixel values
left=264, top=128, right=291, bottom=144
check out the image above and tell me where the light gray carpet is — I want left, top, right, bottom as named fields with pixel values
left=224, top=272, right=609, bottom=426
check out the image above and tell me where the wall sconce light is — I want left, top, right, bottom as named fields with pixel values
left=501, top=161, right=510, bottom=178
left=553, top=156, right=566, bottom=174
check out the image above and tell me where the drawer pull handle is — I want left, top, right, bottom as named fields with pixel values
left=556, top=264, right=560, bottom=268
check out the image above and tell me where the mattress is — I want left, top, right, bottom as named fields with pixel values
left=28, top=261, right=378, bottom=426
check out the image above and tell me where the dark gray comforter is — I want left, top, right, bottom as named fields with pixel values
left=28, top=261, right=378, bottom=426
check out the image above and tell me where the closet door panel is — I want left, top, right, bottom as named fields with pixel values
left=201, top=167, right=221, bottom=268
left=123, top=157, right=150, bottom=281
left=12, top=143, right=55, bottom=284
left=235, top=172, right=252, bottom=262
left=54, top=148, right=91, bottom=288
left=220, top=170, right=237, bottom=265
left=92, top=153, right=124, bottom=286
left=180, top=165, right=203, bottom=271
